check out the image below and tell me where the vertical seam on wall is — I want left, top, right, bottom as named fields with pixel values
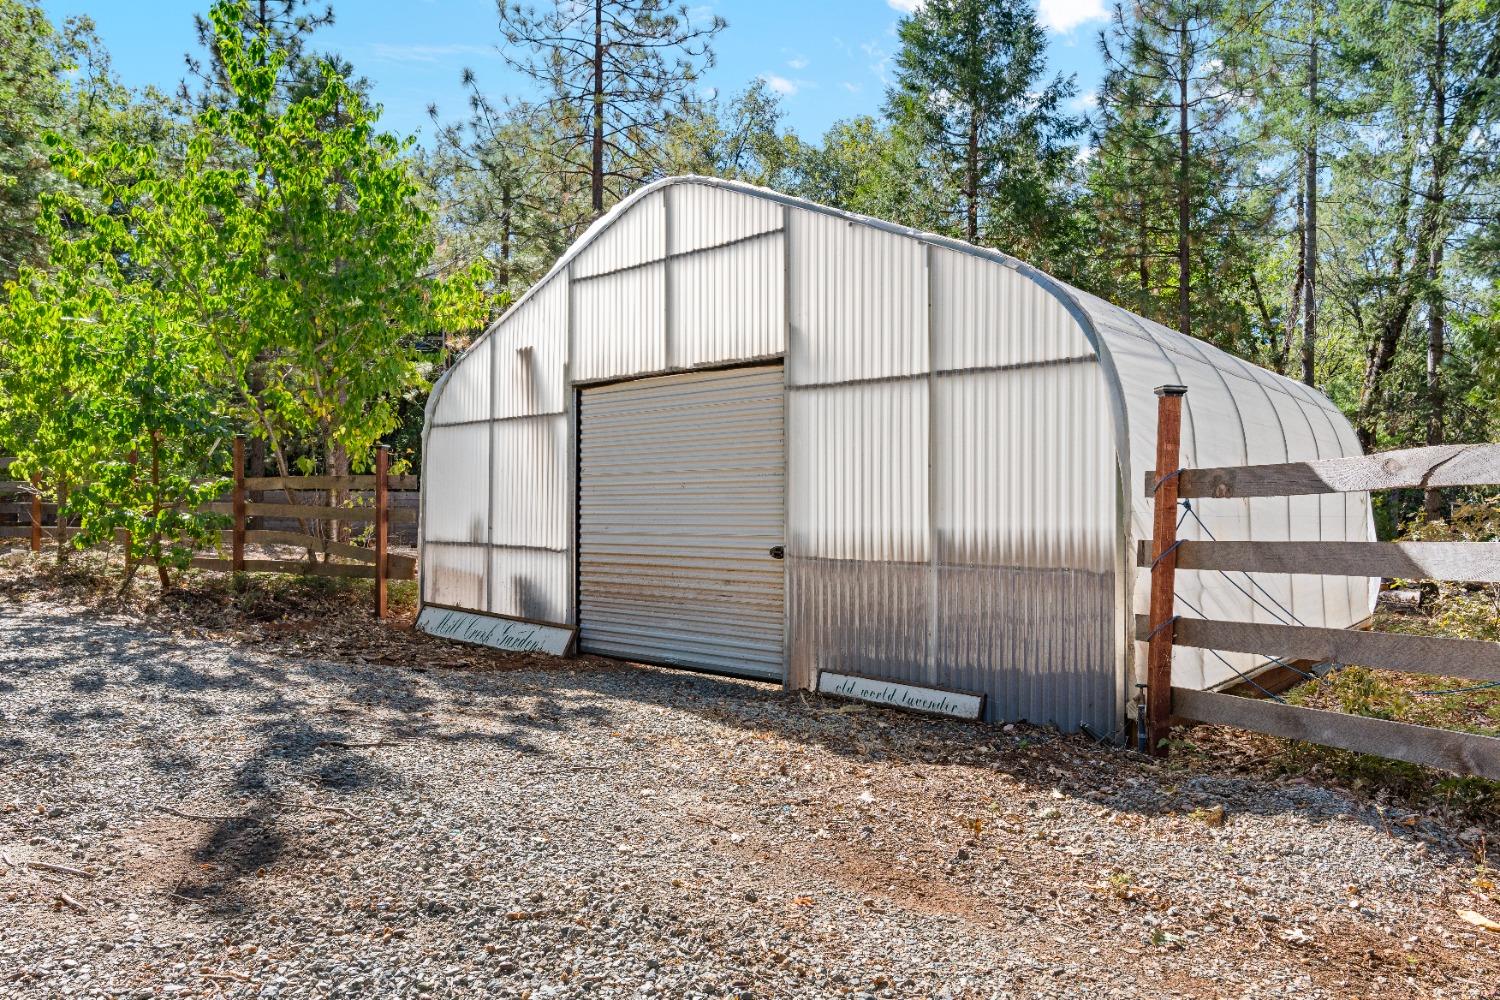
left=663, top=187, right=675, bottom=370
left=924, top=243, right=938, bottom=687
left=486, top=338, right=498, bottom=613
left=781, top=202, right=796, bottom=690
left=566, top=264, right=579, bottom=628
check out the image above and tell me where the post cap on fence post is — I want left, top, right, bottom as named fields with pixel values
left=1154, top=384, right=1189, bottom=397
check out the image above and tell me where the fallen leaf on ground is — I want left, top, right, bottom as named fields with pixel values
left=1458, top=909, right=1500, bottom=932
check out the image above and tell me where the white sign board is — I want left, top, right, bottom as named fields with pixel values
left=416, top=606, right=575, bottom=656
left=817, top=671, right=984, bottom=721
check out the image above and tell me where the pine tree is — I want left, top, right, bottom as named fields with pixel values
left=494, top=0, right=725, bottom=215
left=885, top=0, right=1083, bottom=261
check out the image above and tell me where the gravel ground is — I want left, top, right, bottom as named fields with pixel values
left=2, top=595, right=1498, bottom=999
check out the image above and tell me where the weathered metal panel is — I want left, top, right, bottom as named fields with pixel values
left=488, top=546, right=571, bottom=624
left=786, top=558, right=930, bottom=691
left=786, top=206, right=926, bottom=384
left=573, top=262, right=666, bottom=384
left=422, top=425, right=489, bottom=544
left=493, top=276, right=568, bottom=419
left=571, top=189, right=665, bottom=278
left=423, top=542, right=487, bottom=609
left=490, top=415, right=569, bottom=551
left=667, top=182, right=781, bottom=255
left=929, top=245, right=1091, bottom=370
left=668, top=231, right=785, bottom=369
left=577, top=366, right=785, bottom=679
left=787, top=380, right=929, bottom=562
left=430, top=337, right=491, bottom=426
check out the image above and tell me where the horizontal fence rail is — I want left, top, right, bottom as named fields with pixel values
left=1135, top=615, right=1500, bottom=685
left=1143, top=442, right=1500, bottom=499
left=1173, top=688, right=1500, bottom=781
left=1141, top=385, right=1500, bottom=782
left=1135, top=539, right=1500, bottom=582
left=1, top=440, right=418, bottom=617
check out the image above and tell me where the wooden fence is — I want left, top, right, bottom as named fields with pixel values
left=0, top=440, right=418, bottom=618
left=1142, top=386, right=1500, bottom=780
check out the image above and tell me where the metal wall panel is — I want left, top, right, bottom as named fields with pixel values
left=668, top=182, right=781, bottom=255
left=668, top=232, right=785, bottom=369
left=571, top=190, right=665, bottom=278
left=573, top=262, right=666, bottom=383
left=787, top=380, right=929, bottom=562
left=930, top=246, right=1091, bottom=370
left=423, top=542, right=487, bottom=609
left=493, top=276, right=568, bottom=419
left=787, top=207, right=926, bottom=384
left=430, top=338, right=491, bottom=426
left=490, top=415, right=569, bottom=551
left=578, top=366, right=786, bottom=679
left=488, top=547, right=571, bottom=624
left=422, top=424, right=490, bottom=544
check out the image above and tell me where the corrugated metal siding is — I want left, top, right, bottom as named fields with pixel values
left=930, top=246, right=1091, bottom=369
left=787, top=380, right=929, bottom=562
left=573, top=262, right=666, bottom=383
left=493, top=277, right=568, bottom=419
left=578, top=366, right=786, bottom=679
left=430, top=338, right=491, bottom=425
left=669, top=232, right=785, bottom=369
left=787, top=207, right=926, bottom=384
left=490, top=416, right=569, bottom=551
left=488, top=547, right=570, bottom=624
left=668, top=183, right=781, bottom=254
left=572, top=190, right=665, bottom=278
left=423, top=542, right=487, bottom=609
left=422, top=425, right=490, bottom=543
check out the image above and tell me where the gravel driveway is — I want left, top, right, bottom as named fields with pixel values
left=2, top=595, right=1498, bottom=999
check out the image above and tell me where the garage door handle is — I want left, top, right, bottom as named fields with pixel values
left=769, top=545, right=785, bottom=560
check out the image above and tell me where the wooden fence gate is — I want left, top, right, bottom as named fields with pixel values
left=1142, top=386, right=1500, bottom=780
left=0, top=440, right=418, bottom=618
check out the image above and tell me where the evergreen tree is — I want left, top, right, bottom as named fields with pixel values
left=886, top=0, right=1083, bottom=262
left=494, top=0, right=725, bottom=215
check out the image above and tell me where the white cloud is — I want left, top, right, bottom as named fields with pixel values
left=1037, top=0, right=1107, bottom=33
left=887, top=0, right=925, bottom=11
left=1068, top=88, right=1098, bottom=112
left=841, top=81, right=862, bottom=94
left=760, top=73, right=799, bottom=96
left=788, top=55, right=809, bottom=70
left=370, top=42, right=497, bottom=64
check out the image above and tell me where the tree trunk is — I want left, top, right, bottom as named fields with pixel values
left=591, top=0, right=605, bottom=215
left=500, top=180, right=514, bottom=292
left=1424, top=1, right=1448, bottom=520
left=1302, top=30, right=1318, bottom=387
left=1176, top=19, right=1192, bottom=340
left=1285, top=164, right=1305, bottom=376
left=326, top=438, right=351, bottom=545
left=965, top=112, right=979, bottom=244
left=152, top=433, right=169, bottom=590
left=1137, top=196, right=1150, bottom=317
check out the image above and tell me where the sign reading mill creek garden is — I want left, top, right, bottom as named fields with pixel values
left=416, top=607, right=576, bottom=656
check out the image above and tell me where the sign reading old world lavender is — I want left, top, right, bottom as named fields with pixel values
left=416, top=606, right=575, bottom=656
left=817, top=671, right=984, bottom=720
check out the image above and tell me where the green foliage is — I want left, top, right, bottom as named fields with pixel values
left=0, top=0, right=486, bottom=586
left=886, top=0, right=1084, bottom=261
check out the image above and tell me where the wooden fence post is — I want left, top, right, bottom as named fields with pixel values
left=29, top=473, right=41, bottom=555
left=232, top=436, right=246, bottom=572
left=1147, top=385, right=1188, bottom=756
left=374, top=445, right=389, bottom=619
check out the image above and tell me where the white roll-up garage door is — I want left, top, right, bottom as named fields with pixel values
left=578, top=365, right=786, bottom=680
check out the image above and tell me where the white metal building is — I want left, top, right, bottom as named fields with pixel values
left=420, top=176, right=1375, bottom=736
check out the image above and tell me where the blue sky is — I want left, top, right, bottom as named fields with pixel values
left=41, top=0, right=1110, bottom=148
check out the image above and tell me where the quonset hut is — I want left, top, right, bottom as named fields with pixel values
left=419, top=176, right=1375, bottom=736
